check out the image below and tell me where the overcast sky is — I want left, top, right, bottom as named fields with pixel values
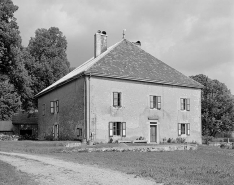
left=14, top=0, right=234, bottom=93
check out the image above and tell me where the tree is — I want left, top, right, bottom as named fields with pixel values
left=190, top=74, right=234, bottom=136
left=26, top=27, right=70, bottom=96
left=0, top=75, right=21, bottom=120
left=0, top=0, right=32, bottom=117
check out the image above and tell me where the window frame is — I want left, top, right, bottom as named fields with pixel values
left=180, top=98, right=190, bottom=111
left=113, top=92, right=122, bottom=107
left=150, top=95, right=161, bottom=110
left=109, top=122, right=126, bottom=137
left=178, top=123, right=190, bottom=136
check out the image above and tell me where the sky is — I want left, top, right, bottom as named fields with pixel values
left=14, top=0, right=234, bottom=93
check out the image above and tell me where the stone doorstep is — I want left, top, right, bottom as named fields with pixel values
left=118, top=140, right=148, bottom=143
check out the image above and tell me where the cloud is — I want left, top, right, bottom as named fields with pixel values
left=13, top=0, right=234, bottom=93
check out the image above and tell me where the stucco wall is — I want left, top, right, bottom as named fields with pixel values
left=0, top=121, right=13, bottom=132
left=89, top=77, right=202, bottom=144
left=38, top=77, right=85, bottom=140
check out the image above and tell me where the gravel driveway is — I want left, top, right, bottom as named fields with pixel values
left=0, top=151, right=159, bottom=185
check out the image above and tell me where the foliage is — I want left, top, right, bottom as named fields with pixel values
left=176, top=137, right=186, bottom=143
left=26, top=27, right=70, bottom=97
left=190, top=74, right=234, bottom=136
left=0, top=75, right=21, bottom=120
left=0, top=0, right=32, bottom=116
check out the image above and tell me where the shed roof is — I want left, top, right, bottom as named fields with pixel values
left=36, top=39, right=203, bottom=97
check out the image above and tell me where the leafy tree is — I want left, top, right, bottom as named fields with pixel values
left=0, top=0, right=32, bottom=117
left=26, top=27, right=70, bottom=96
left=190, top=74, right=234, bottom=136
left=0, top=75, right=21, bottom=120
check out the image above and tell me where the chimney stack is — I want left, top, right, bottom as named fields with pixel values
left=94, top=30, right=107, bottom=58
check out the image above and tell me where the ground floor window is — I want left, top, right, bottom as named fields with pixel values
left=109, top=122, right=126, bottom=137
left=178, top=123, right=190, bottom=136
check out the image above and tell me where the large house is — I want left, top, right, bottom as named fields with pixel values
left=36, top=31, right=203, bottom=144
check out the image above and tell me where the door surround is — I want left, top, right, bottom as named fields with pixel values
left=147, top=120, right=159, bottom=143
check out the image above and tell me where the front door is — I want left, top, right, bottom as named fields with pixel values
left=150, top=125, right=157, bottom=142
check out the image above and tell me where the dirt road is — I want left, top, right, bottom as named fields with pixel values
left=0, top=151, right=159, bottom=185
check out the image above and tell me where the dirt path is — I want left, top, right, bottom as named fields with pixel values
left=0, top=151, right=159, bottom=185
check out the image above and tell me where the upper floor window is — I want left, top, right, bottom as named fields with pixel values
left=51, top=100, right=59, bottom=114
left=42, top=104, right=45, bottom=116
left=113, top=92, right=121, bottom=107
left=150, top=95, right=161, bottom=110
left=180, top=98, right=190, bottom=111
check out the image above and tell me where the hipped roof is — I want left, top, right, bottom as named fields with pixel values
left=36, top=39, right=203, bottom=97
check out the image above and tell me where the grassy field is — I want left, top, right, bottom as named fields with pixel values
left=0, top=160, right=37, bottom=185
left=0, top=141, right=234, bottom=185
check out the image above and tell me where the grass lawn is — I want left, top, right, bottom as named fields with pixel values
left=0, top=141, right=234, bottom=185
left=0, top=160, right=37, bottom=185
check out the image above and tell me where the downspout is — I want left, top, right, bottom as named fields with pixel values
left=89, top=73, right=91, bottom=141
left=84, top=76, right=86, bottom=142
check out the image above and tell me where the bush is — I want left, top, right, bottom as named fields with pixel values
left=44, top=135, right=53, bottom=141
left=202, top=136, right=214, bottom=144
left=176, top=137, right=186, bottom=143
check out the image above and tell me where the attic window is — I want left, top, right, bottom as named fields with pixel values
left=150, top=96, right=161, bottom=110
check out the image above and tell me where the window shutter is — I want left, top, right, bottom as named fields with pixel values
left=51, top=101, right=54, bottom=113
left=180, top=99, right=184, bottom=110
left=109, top=122, right=113, bottom=137
left=52, top=126, right=55, bottom=137
left=150, top=96, right=153, bottom=109
left=122, top=122, right=126, bottom=137
left=178, top=123, right=181, bottom=136
left=113, top=93, right=118, bottom=106
left=157, top=96, right=161, bottom=110
left=57, top=125, right=59, bottom=138
left=118, top=93, right=121, bottom=107
left=186, top=99, right=190, bottom=111
left=187, top=123, right=190, bottom=135
left=56, top=100, right=59, bottom=113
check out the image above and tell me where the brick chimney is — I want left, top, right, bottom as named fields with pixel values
left=94, top=30, right=107, bottom=58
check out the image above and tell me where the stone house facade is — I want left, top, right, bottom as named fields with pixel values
left=36, top=31, right=203, bottom=144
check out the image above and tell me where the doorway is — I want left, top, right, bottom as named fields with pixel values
left=150, top=125, right=157, bottom=142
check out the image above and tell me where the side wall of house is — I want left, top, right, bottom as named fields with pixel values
left=38, top=77, right=85, bottom=140
left=88, top=77, right=202, bottom=144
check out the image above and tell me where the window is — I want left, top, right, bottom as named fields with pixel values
left=55, top=100, right=59, bottom=113
left=50, top=101, right=55, bottom=113
left=109, top=122, right=126, bottom=137
left=178, top=123, right=190, bottom=136
left=113, top=92, right=121, bottom=107
left=77, top=128, right=82, bottom=137
left=180, top=98, right=190, bottom=111
left=42, top=104, right=45, bottom=116
left=150, top=96, right=161, bottom=109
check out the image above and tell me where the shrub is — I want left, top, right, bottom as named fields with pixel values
left=202, top=136, right=214, bottom=144
left=44, top=135, right=53, bottom=141
left=176, top=137, right=186, bottom=143
left=109, top=138, right=113, bottom=143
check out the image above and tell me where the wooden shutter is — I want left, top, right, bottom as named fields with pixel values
left=150, top=96, right=153, bottom=109
left=122, top=122, right=126, bottom=137
left=52, top=126, right=55, bottom=137
left=186, top=99, right=190, bottom=111
left=56, top=100, right=59, bottom=113
left=51, top=101, right=54, bottom=113
left=113, top=93, right=118, bottom=107
left=109, top=122, right=113, bottom=137
left=178, top=123, right=181, bottom=136
left=157, top=96, right=161, bottom=110
left=180, top=99, right=184, bottom=110
left=187, top=123, right=190, bottom=135
left=118, top=93, right=121, bottom=107
left=57, top=125, right=59, bottom=138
